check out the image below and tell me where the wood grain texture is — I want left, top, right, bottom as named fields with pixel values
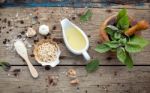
left=0, top=66, right=150, bottom=93
left=0, top=7, right=150, bottom=65
left=0, top=6, right=150, bottom=93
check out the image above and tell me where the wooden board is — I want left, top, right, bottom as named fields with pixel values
left=0, top=66, right=150, bottom=93
left=0, top=7, right=150, bottom=65
left=0, top=6, right=150, bottom=93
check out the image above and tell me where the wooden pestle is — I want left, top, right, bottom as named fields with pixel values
left=125, top=20, right=149, bottom=36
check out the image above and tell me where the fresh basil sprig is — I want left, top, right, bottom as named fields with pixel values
left=125, top=35, right=149, bottom=53
left=117, top=15, right=129, bottom=30
left=0, top=62, right=11, bottom=71
left=124, top=52, right=133, bottom=69
left=80, top=9, right=92, bottom=22
left=116, top=8, right=129, bottom=30
left=117, top=8, right=127, bottom=22
left=86, top=59, right=100, bottom=73
left=95, top=43, right=111, bottom=53
left=117, top=47, right=127, bottom=64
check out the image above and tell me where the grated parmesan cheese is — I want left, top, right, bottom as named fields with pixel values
left=37, top=42, right=58, bottom=62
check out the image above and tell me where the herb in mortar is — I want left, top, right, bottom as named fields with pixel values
left=95, top=9, right=149, bottom=69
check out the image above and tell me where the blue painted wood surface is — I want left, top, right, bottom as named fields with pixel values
left=0, top=0, right=148, bottom=7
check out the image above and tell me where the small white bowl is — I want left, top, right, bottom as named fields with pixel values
left=61, top=18, right=91, bottom=61
left=33, top=39, right=61, bottom=67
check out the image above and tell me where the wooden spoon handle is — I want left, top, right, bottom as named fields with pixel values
left=25, top=58, right=39, bottom=78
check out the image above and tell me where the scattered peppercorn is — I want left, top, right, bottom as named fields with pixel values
left=2, top=39, right=9, bottom=44
left=52, top=25, right=57, bottom=30
left=106, top=56, right=112, bottom=60
left=45, top=65, right=51, bottom=70
left=20, top=31, right=25, bottom=35
left=17, top=35, right=22, bottom=39
left=30, top=54, right=35, bottom=57
left=106, top=9, right=112, bottom=13
left=20, top=20, right=24, bottom=24
left=8, top=21, right=11, bottom=26
left=3, top=18, right=7, bottom=23
left=72, top=16, right=76, bottom=20
left=12, top=69, right=21, bottom=77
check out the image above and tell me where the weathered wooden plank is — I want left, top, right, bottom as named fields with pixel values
left=1, top=0, right=150, bottom=9
left=0, top=66, right=150, bottom=93
left=3, top=0, right=150, bottom=4
left=0, top=8, right=150, bottom=65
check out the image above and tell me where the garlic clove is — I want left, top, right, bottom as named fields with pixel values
left=26, top=27, right=36, bottom=37
left=39, top=25, right=49, bottom=35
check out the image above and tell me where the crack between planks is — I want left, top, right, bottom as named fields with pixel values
left=0, top=6, right=149, bottom=10
left=1, top=65, right=150, bottom=66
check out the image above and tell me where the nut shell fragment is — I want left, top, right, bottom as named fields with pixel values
left=70, top=79, right=79, bottom=85
left=67, top=69, right=77, bottom=78
left=26, top=27, right=36, bottom=37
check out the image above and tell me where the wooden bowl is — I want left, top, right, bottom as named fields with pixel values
left=99, top=14, right=138, bottom=42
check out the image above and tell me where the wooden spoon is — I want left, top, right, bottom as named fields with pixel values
left=14, top=40, right=38, bottom=78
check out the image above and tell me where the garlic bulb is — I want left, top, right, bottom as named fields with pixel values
left=26, top=27, right=36, bottom=37
left=39, top=25, right=49, bottom=35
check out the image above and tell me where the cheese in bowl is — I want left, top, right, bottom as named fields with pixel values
left=34, top=39, right=61, bottom=67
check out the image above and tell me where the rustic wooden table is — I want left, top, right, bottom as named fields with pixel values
left=0, top=1, right=150, bottom=93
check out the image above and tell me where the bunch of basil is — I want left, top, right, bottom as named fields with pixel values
left=95, top=9, right=149, bottom=69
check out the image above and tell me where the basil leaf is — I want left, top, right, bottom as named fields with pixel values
left=86, top=59, right=99, bottom=73
left=95, top=44, right=111, bottom=53
left=107, top=25, right=119, bottom=31
left=119, top=38, right=127, bottom=44
left=105, top=25, right=119, bottom=36
left=129, top=35, right=149, bottom=48
left=105, top=27, right=114, bottom=36
left=125, top=35, right=149, bottom=53
left=125, top=53, right=133, bottom=69
left=125, top=42, right=142, bottom=53
left=114, top=32, right=121, bottom=39
left=80, top=9, right=92, bottom=22
left=105, top=41, right=120, bottom=48
left=117, top=47, right=126, bottom=64
left=109, top=35, right=115, bottom=41
left=117, top=8, right=127, bottom=22
left=0, top=62, right=11, bottom=71
left=117, top=15, right=129, bottom=30
left=117, top=48, right=133, bottom=69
